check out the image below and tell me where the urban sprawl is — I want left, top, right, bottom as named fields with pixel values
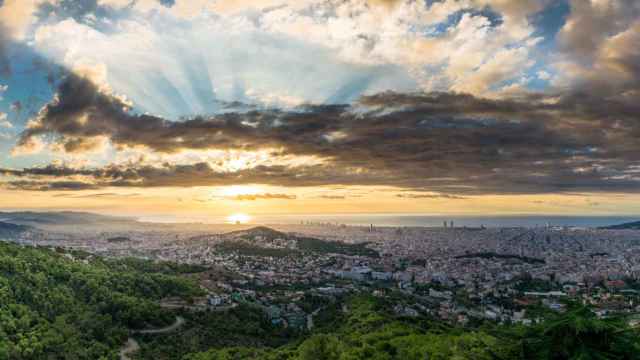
left=9, top=221, right=640, bottom=330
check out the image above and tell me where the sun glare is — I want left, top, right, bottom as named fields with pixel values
left=226, top=213, right=251, bottom=224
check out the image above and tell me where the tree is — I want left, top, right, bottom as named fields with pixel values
left=520, top=306, right=640, bottom=360
left=298, top=334, right=342, bottom=360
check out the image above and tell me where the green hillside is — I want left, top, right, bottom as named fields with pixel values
left=185, top=295, right=640, bottom=360
left=0, top=242, right=202, bottom=359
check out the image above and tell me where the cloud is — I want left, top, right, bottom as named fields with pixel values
left=558, top=0, right=640, bottom=62
left=553, top=1, right=640, bottom=95
left=4, top=180, right=100, bottom=191
left=9, top=101, right=21, bottom=112
left=52, top=192, right=141, bottom=198
left=30, top=12, right=416, bottom=119
left=7, top=60, right=640, bottom=196
left=0, top=22, right=11, bottom=75
left=157, top=0, right=175, bottom=7
left=0, top=112, right=11, bottom=128
left=3, top=0, right=640, bottom=199
left=317, top=195, right=346, bottom=200
left=227, top=193, right=296, bottom=201
left=396, top=193, right=467, bottom=200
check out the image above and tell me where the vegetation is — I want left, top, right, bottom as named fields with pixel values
left=0, top=221, right=31, bottom=239
left=216, top=241, right=297, bottom=258
left=135, top=304, right=295, bottom=359
left=215, top=226, right=379, bottom=258
left=296, top=237, right=379, bottom=257
left=516, top=306, right=640, bottom=359
left=101, top=256, right=208, bottom=275
left=184, top=296, right=640, bottom=360
left=1, top=242, right=638, bottom=360
left=0, top=242, right=202, bottom=359
left=514, top=278, right=561, bottom=293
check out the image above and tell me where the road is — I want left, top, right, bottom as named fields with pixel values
left=134, top=316, right=185, bottom=334
left=119, top=316, right=185, bottom=360
left=119, top=338, right=140, bottom=360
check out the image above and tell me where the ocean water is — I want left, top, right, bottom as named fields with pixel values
left=142, top=214, right=640, bottom=228
left=254, top=214, right=638, bottom=228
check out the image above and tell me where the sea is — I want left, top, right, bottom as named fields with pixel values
left=140, top=214, right=640, bottom=229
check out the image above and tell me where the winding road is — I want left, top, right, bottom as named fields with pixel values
left=119, top=316, right=185, bottom=360
left=134, top=316, right=185, bottom=334
left=119, top=338, right=140, bottom=360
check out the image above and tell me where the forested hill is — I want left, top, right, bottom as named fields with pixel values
left=0, top=221, right=31, bottom=239
left=183, top=294, right=640, bottom=360
left=0, top=242, right=202, bottom=359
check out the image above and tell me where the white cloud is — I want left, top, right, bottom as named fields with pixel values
left=32, top=13, right=416, bottom=118
left=0, top=113, right=12, bottom=128
left=537, top=70, right=551, bottom=80
left=0, top=0, right=42, bottom=40
left=24, top=0, right=547, bottom=114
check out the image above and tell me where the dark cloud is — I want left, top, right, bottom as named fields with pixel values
left=35, top=0, right=135, bottom=32
left=558, top=0, right=640, bottom=62
left=5, top=180, right=99, bottom=191
left=10, top=101, right=21, bottom=112
left=10, top=19, right=640, bottom=200
left=158, top=0, right=175, bottom=8
left=5, top=156, right=640, bottom=196
left=0, top=22, right=11, bottom=76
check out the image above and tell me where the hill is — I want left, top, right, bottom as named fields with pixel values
left=182, top=295, right=640, bottom=360
left=0, top=221, right=32, bottom=239
left=0, top=211, right=134, bottom=226
left=215, top=226, right=379, bottom=258
left=224, top=226, right=289, bottom=240
left=0, top=242, right=202, bottom=359
left=599, top=220, right=640, bottom=230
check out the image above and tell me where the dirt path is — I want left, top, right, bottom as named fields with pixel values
left=134, top=316, right=185, bottom=334
left=119, top=316, right=185, bottom=359
left=119, top=338, right=140, bottom=360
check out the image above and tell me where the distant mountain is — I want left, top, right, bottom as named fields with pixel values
left=0, top=211, right=135, bottom=227
left=0, top=221, right=32, bottom=239
left=598, top=220, right=640, bottom=230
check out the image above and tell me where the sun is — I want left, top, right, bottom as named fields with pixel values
left=226, top=213, right=251, bottom=224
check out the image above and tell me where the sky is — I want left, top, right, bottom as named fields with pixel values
left=0, top=0, right=639, bottom=218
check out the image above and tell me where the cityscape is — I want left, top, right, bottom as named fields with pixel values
left=5, top=212, right=640, bottom=331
